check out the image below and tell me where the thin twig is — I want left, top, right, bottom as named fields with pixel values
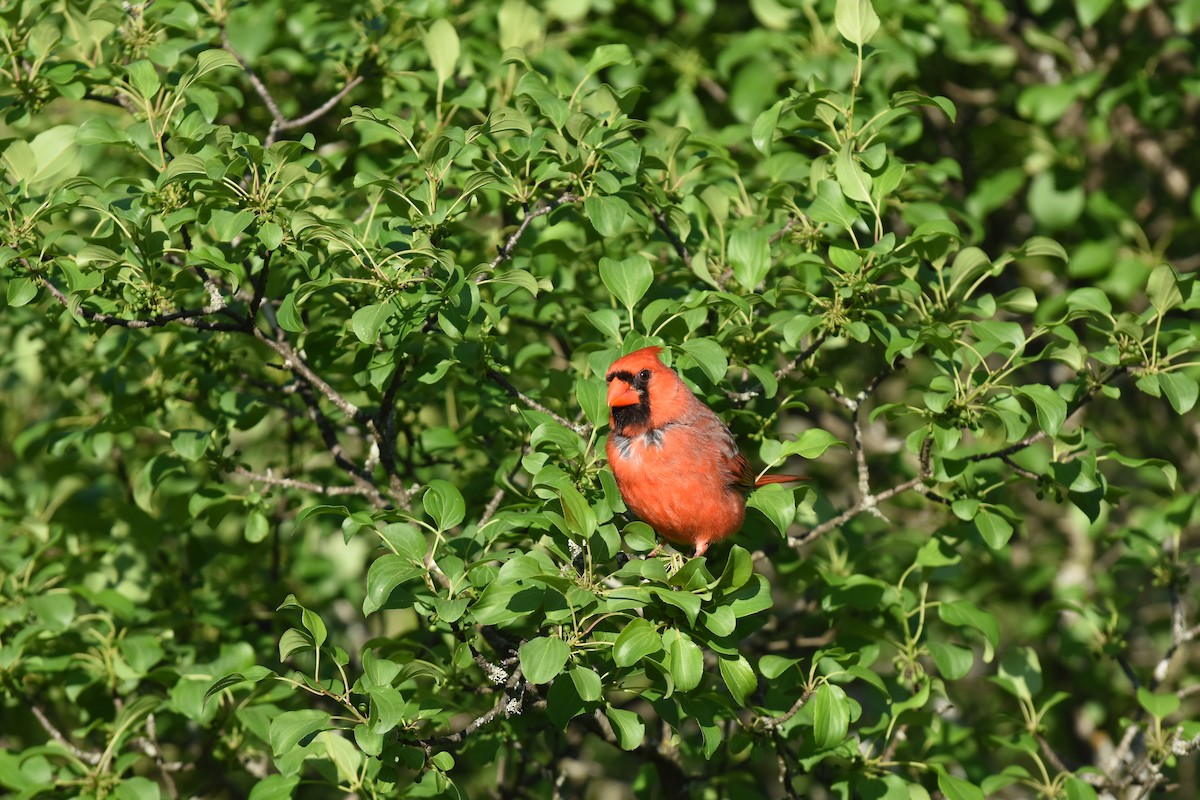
left=969, top=366, right=1126, bottom=465
left=488, top=369, right=592, bottom=436
left=29, top=702, right=102, bottom=766
left=253, top=328, right=363, bottom=423
left=652, top=209, right=692, bottom=269
left=759, top=687, right=815, bottom=731
left=36, top=272, right=240, bottom=332
left=288, top=376, right=390, bottom=509
left=791, top=437, right=932, bottom=547
left=480, top=443, right=531, bottom=526
left=279, top=77, right=365, bottom=132
left=232, top=466, right=370, bottom=497
left=483, top=191, right=579, bottom=276
left=419, top=668, right=526, bottom=746
left=137, top=714, right=180, bottom=800
left=774, top=331, right=830, bottom=381
left=222, top=29, right=362, bottom=146
left=769, top=215, right=798, bottom=244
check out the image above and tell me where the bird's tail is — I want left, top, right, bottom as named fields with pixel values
left=754, top=474, right=807, bottom=487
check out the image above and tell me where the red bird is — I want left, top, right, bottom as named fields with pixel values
left=604, top=346, right=803, bottom=556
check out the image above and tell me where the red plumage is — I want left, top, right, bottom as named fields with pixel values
left=604, top=346, right=804, bottom=556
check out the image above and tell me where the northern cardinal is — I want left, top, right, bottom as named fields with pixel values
left=604, top=346, right=803, bottom=556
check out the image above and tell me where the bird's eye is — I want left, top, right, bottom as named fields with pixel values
left=637, top=369, right=651, bottom=383
left=605, top=374, right=614, bottom=383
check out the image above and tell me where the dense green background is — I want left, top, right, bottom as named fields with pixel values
left=2, top=0, right=1199, bottom=797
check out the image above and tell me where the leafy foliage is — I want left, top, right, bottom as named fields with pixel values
left=2, top=0, right=1199, bottom=798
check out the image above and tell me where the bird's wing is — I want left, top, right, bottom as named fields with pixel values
left=684, top=405, right=757, bottom=493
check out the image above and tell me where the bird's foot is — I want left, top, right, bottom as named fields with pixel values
left=664, top=550, right=687, bottom=577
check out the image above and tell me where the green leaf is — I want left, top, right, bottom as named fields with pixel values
left=301, top=608, right=327, bottom=649
left=836, top=144, right=873, bottom=203
left=783, top=428, right=845, bottom=459
left=278, top=628, right=311, bottom=661
left=1077, top=0, right=1116, bottom=28
left=5, top=125, right=81, bottom=190
left=170, top=429, right=209, bottom=461
left=269, top=709, right=330, bottom=756
left=665, top=630, right=704, bottom=692
left=584, top=195, right=630, bottom=237
left=424, top=480, right=465, bottom=530
left=835, top=0, right=881, bottom=45
left=115, top=777, right=161, bottom=800
left=718, top=654, right=757, bottom=705
left=6, top=277, right=38, bottom=307
left=126, top=59, right=161, bottom=99
left=30, top=594, right=76, bottom=630
left=369, top=686, right=405, bottom=734
left=668, top=558, right=714, bottom=591
left=1066, top=287, right=1112, bottom=315
left=759, top=655, right=799, bottom=680
left=1147, top=263, right=1183, bottom=314
left=747, top=485, right=796, bottom=535
left=519, top=636, right=570, bottom=684
left=679, top=338, right=727, bottom=384
left=1136, top=687, right=1180, bottom=719
left=351, top=303, right=396, bottom=344
left=604, top=705, right=644, bottom=750
left=916, top=536, right=960, bottom=568
left=728, top=228, right=770, bottom=289
left=975, top=509, right=1014, bottom=549
left=424, top=19, right=460, bottom=84
left=1014, top=384, right=1068, bottom=437
left=937, top=770, right=984, bottom=800
left=204, top=668, right=273, bottom=704
left=1028, top=173, right=1084, bottom=230
left=938, top=600, right=999, bottom=656
left=364, top=555, right=424, bottom=615
left=811, top=682, right=850, bottom=748
left=1159, top=372, right=1198, bottom=414
left=996, top=647, right=1042, bottom=702
left=244, top=511, right=270, bottom=543
left=1020, top=235, right=1069, bottom=262
left=809, top=179, right=859, bottom=230
left=1063, top=776, right=1099, bottom=800
left=752, top=100, right=784, bottom=156
left=716, top=545, right=753, bottom=592
left=191, top=49, right=241, bottom=80
left=560, top=485, right=597, bottom=536
left=928, top=642, right=974, bottom=680
left=276, top=291, right=304, bottom=332
left=210, top=209, right=254, bottom=242
left=613, top=618, right=662, bottom=667
left=599, top=255, right=653, bottom=311
left=248, top=775, right=299, bottom=800
left=569, top=667, right=603, bottom=702
left=585, top=43, right=634, bottom=74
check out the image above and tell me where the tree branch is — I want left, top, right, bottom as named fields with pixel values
left=253, top=327, right=363, bottom=423
left=652, top=209, right=692, bottom=269
left=35, top=271, right=241, bottom=332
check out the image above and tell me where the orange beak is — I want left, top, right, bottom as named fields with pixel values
left=606, top=378, right=641, bottom=408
